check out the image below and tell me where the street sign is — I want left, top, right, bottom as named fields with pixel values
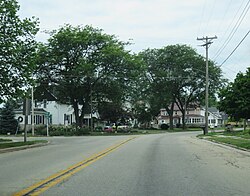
left=45, top=112, right=50, bottom=118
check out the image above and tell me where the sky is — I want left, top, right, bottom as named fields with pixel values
left=18, top=0, right=250, bottom=81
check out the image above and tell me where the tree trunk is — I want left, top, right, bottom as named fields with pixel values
left=182, top=110, right=186, bottom=130
left=72, top=100, right=80, bottom=127
left=166, top=102, right=175, bottom=130
left=243, top=119, right=247, bottom=131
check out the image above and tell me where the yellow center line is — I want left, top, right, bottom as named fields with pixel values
left=13, top=136, right=137, bottom=196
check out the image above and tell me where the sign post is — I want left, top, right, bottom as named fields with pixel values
left=45, top=112, right=50, bottom=137
left=23, top=98, right=31, bottom=142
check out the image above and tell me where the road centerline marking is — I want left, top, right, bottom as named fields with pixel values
left=13, top=136, right=137, bottom=196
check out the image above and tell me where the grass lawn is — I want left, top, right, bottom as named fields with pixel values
left=0, top=138, right=12, bottom=142
left=198, top=130, right=250, bottom=150
left=0, top=140, right=47, bottom=149
left=89, top=128, right=203, bottom=136
left=208, top=137, right=250, bottom=150
left=89, top=129, right=167, bottom=136
left=167, top=128, right=202, bottom=132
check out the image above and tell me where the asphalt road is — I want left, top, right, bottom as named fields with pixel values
left=1, top=132, right=250, bottom=196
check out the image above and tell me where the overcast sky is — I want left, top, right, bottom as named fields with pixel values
left=18, top=0, right=249, bottom=81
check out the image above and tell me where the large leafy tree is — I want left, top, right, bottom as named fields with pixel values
left=0, top=0, right=39, bottom=102
left=140, top=45, right=224, bottom=129
left=35, top=25, right=140, bottom=126
left=218, top=68, right=250, bottom=127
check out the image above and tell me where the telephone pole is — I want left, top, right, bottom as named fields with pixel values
left=197, top=36, right=217, bottom=135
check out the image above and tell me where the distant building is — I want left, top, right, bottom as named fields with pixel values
left=14, top=90, right=98, bottom=130
left=157, top=104, right=226, bottom=128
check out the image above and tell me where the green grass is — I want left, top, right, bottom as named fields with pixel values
left=197, top=130, right=250, bottom=150
left=167, top=128, right=202, bottom=132
left=208, top=137, right=250, bottom=149
left=0, top=138, right=12, bottom=142
left=0, top=140, right=47, bottom=149
left=89, top=129, right=167, bottom=136
left=221, top=130, right=250, bottom=139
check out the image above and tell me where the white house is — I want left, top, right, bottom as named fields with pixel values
left=15, top=99, right=99, bottom=130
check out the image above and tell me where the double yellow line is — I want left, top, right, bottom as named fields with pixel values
left=14, top=136, right=136, bottom=196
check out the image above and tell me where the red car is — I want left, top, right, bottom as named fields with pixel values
left=103, top=126, right=113, bottom=133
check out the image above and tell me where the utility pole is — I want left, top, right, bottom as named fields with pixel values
left=197, top=36, right=217, bottom=135
left=31, top=86, right=35, bottom=136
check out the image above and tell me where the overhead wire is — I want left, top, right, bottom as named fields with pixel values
left=197, top=0, right=208, bottom=37
left=219, top=30, right=250, bottom=67
left=203, top=0, right=217, bottom=34
left=213, top=0, right=250, bottom=61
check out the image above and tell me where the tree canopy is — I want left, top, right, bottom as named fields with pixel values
left=218, top=67, right=250, bottom=121
left=138, top=44, right=224, bottom=129
left=0, top=0, right=39, bottom=103
left=35, top=25, right=142, bottom=126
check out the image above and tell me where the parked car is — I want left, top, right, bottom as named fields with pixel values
left=117, top=125, right=131, bottom=133
left=103, top=126, right=113, bottom=133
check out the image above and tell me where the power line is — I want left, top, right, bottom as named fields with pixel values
left=219, top=30, right=250, bottom=67
left=197, top=0, right=208, bottom=37
left=213, top=0, right=250, bottom=60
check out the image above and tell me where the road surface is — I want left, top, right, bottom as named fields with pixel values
left=0, top=132, right=249, bottom=196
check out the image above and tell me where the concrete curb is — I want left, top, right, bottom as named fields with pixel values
left=0, top=141, right=49, bottom=154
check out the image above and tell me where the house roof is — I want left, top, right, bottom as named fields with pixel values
left=208, top=107, right=219, bottom=113
left=34, top=87, right=57, bottom=101
left=185, top=114, right=204, bottom=118
left=14, top=108, right=47, bottom=114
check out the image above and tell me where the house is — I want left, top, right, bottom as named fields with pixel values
left=206, top=107, right=225, bottom=128
left=157, top=104, right=225, bottom=128
left=14, top=90, right=99, bottom=130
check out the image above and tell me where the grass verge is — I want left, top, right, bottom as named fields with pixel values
left=208, top=137, right=250, bottom=150
left=198, top=130, right=250, bottom=150
left=0, top=138, right=12, bottom=142
left=0, top=140, right=47, bottom=149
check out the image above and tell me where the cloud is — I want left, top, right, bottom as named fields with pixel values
left=18, top=0, right=249, bottom=81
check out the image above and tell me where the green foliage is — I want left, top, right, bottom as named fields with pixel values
left=0, top=0, right=39, bottom=102
left=0, top=101, right=17, bottom=134
left=97, top=102, right=123, bottom=123
left=35, top=25, right=140, bottom=126
left=0, top=138, right=12, bottom=142
left=160, top=124, right=169, bottom=130
left=133, top=102, right=152, bottom=124
left=0, top=140, right=47, bottom=149
left=35, top=126, right=90, bottom=136
left=139, top=44, right=224, bottom=129
left=218, top=68, right=250, bottom=120
left=208, top=137, right=250, bottom=149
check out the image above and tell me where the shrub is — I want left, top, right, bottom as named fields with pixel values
left=94, top=126, right=103, bottom=132
left=160, top=124, right=169, bottom=130
left=35, top=126, right=90, bottom=136
left=176, top=123, right=181, bottom=128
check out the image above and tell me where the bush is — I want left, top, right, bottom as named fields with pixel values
left=176, top=123, right=181, bottom=128
left=35, top=126, right=90, bottom=136
left=94, top=126, right=103, bottom=132
left=160, top=124, right=169, bottom=130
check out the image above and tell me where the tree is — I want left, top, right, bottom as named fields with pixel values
left=0, top=101, right=17, bottom=134
left=0, top=0, right=39, bottom=102
left=35, top=25, right=140, bottom=127
left=218, top=68, right=250, bottom=130
left=140, top=45, right=224, bottom=129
